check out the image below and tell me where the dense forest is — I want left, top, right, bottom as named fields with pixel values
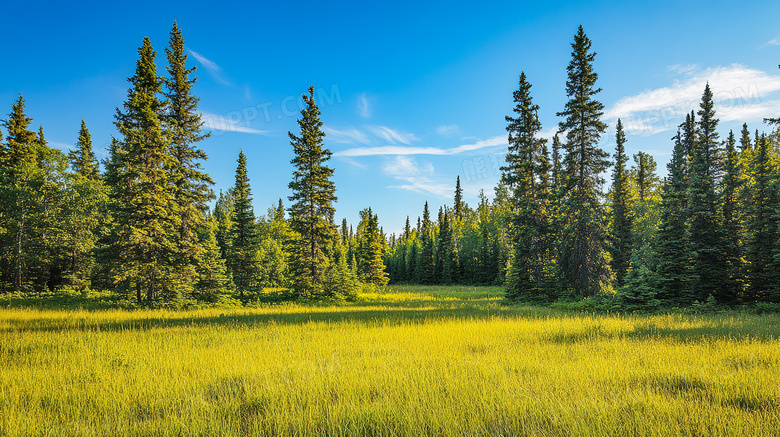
left=2, top=24, right=780, bottom=309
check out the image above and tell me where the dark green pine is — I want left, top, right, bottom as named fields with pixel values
left=503, top=71, right=552, bottom=300
left=556, top=25, right=612, bottom=297
left=687, top=83, right=727, bottom=303
left=164, top=21, right=215, bottom=291
left=420, top=201, right=436, bottom=284
left=287, top=86, right=338, bottom=298
left=610, top=119, right=633, bottom=287
left=720, top=130, right=744, bottom=303
left=655, top=128, right=693, bottom=305
left=68, top=119, right=100, bottom=179
left=111, top=37, right=181, bottom=302
left=746, top=135, right=777, bottom=301
left=228, top=150, right=258, bottom=297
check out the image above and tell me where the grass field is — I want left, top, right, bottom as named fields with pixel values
left=1, top=285, right=779, bottom=436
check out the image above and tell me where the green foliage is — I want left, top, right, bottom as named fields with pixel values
left=609, top=119, right=633, bottom=287
left=502, top=72, right=554, bottom=301
left=163, top=21, right=215, bottom=293
left=288, top=86, right=338, bottom=298
left=687, top=84, right=727, bottom=302
left=227, top=151, right=259, bottom=297
left=556, top=26, right=612, bottom=297
left=108, top=37, right=182, bottom=303
left=655, top=129, right=693, bottom=305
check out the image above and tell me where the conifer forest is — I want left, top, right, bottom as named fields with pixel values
left=3, top=23, right=780, bottom=310
left=3, top=19, right=780, bottom=437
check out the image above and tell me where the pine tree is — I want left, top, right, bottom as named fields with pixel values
left=502, top=72, right=552, bottom=300
left=556, top=26, right=612, bottom=297
left=228, top=151, right=258, bottom=297
left=110, top=37, right=181, bottom=302
left=420, top=202, right=436, bottom=284
left=163, top=22, right=214, bottom=295
left=687, top=84, right=726, bottom=302
left=439, top=208, right=457, bottom=284
left=454, top=176, right=464, bottom=221
left=746, top=134, right=777, bottom=301
left=610, top=119, right=633, bottom=287
left=655, top=128, right=693, bottom=305
left=288, top=86, right=338, bottom=298
left=357, top=207, right=389, bottom=286
left=720, top=130, right=744, bottom=303
left=0, top=95, right=42, bottom=289
left=68, top=119, right=99, bottom=179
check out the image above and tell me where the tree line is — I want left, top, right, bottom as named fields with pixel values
left=0, top=23, right=388, bottom=304
left=384, top=26, right=780, bottom=309
left=4, top=24, right=780, bottom=309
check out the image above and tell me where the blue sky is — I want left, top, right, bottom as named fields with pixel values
left=3, top=0, right=780, bottom=234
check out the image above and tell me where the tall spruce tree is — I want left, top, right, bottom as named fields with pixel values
left=610, top=119, right=633, bottom=287
left=110, top=37, right=181, bottom=302
left=439, top=208, right=457, bottom=284
left=687, top=84, right=727, bottom=302
left=68, top=119, right=99, bottom=179
left=502, top=72, right=552, bottom=300
left=556, top=26, right=612, bottom=296
left=655, top=128, right=692, bottom=305
left=454, top=176, right=464, bottom=221
left=228, top=151, right=258, bottom=297
left=163, top=21, right=214, bottom=290
left=746, top=134, right=777, bottom=301
left=288, top=86, right=338, bottom=298
left=420, top=201, right=436, bottom=284
left=0, top=95, right=42, bottom=289
left=721, top=130, right=744, bottom=303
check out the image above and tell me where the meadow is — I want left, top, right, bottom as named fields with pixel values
left=1, top=285, right=779, bottom=436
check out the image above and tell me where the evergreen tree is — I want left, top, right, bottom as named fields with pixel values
left=109, top=37, right=181, bottom=302
left=227, top=151, right=258, bottom=297
left=356, top=207, right=389, bottom=286
left=655, top=128, right=693, bottom=305
left=163, top=21, right=214, bottom=290
left=0, top=95, right=44, bottom=289
left=68, top=119, right=99, bottom=179
left=288, top=86, right=338, bottom=298
left=439, top=208, right=457, bottom=284
left=721, top=130, right=744, bottom=303
left=609, top=119, right=632, bottom=287
left=746, top=134, right=777, bottom=301
left=420, top=201, right=436, bottom=284
left=556, top=26, right=612, bottom=296
left=454, top=176, right=464, bottom=221
left=687, top=84, right=726, bottom=302
left=502, top=72, right=552, bottom=300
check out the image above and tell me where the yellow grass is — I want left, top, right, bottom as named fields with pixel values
left=1, top=285, right=779, bottom=436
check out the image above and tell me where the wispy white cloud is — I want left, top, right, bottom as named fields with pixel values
left=188, top=48, right=232, bottom=86
left=357, top=93, right=370, bottom=118
left=201, top=112, right=270, bottom=135
left=334, top=135, right=505, bottom=157
left=605, top=64, right=780, bottom=136
left=382, top=156, right=451, bottom=198
left=324, top=126, right=373, bottom=144
left=436, top=124, right=460, bottom=136
left=760, top=38, right=780, bottom=48
left=366, top=125, right=418, bottom=144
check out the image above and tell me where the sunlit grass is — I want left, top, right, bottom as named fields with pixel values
left=1, top=285, right=779, bottom=436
